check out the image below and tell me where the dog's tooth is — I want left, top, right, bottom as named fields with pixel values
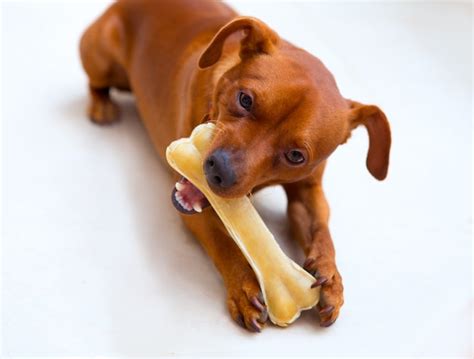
left=177, top=195, right=192, bottom=211
left=176, top=193, right=185, bottom=206
left=175, top=184, right=195, bottom=212
left=192, top=203, right=202, bottom=213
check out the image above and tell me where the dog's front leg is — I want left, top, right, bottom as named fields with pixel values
left=181, top=210, right=268, bottom=332
left=283, top=163, right=344, bottom=327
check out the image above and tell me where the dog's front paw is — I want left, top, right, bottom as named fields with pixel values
left=304, top=256, right=344, bottom=327
left=226, top=272, right=268, bottom=333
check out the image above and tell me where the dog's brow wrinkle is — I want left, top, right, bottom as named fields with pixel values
left=274, top=93, right=306, bottom=128
left=245, top=73, right=264, bottom=81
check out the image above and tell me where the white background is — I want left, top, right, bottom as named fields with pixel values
left=2, top=0, right=472, bottom=357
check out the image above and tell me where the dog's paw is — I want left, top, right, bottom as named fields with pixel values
left=226, top=272, right=268, bottom=333
left=88, top=98, right=119, bottom=125
left=304, top=256, right=344, bottom=327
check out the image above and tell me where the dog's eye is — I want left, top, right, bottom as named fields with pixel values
left=285, top=150, right=305, bottom=165
left=238, top=92, right=253, bottom=111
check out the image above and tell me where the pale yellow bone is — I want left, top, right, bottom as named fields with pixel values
left=166, top=123, right=320, bottom=326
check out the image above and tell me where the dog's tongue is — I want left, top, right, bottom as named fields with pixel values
left=171, top=177, right=210, bottom=214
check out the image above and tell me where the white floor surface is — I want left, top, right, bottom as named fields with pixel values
left=2, top=1, right=472, bottom=357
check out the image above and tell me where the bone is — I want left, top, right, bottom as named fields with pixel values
left=166, top=123, right=320, bottom=327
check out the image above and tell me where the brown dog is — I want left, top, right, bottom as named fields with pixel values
left=80, top=0, right=391, bottom=332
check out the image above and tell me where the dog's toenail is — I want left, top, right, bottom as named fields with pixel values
left=303, top=258, right=315, bottom=269
left=258, top=309, right=268, bottom=324
left=236, top=314, right=245, bottom=328
left=250, top=296, right=265, bottom=312
left=249, top=317, right=262, bottom=333
left=319, top=305, right=334, bottom=315
left=311, top=276, right=328, bottom=288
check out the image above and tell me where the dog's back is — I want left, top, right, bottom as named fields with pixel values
left=80, top=0, right=236, bottom=154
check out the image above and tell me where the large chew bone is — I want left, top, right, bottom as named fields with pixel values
left=166, top=123, right=320, bottom=326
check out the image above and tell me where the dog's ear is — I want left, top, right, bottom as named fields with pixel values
left=347, top=100, right=392, bottom=180
left=199, top=16, right=279, bottom=69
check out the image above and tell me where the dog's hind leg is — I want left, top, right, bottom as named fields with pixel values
left=79, top=5, right=130, bottom=125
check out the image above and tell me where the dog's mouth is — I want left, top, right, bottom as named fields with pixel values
left=171, top=176, right=210, bottom=214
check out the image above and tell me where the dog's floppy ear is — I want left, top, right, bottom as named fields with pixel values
left=199, top=16, right=279, bottom=69
left=347, top=100, right=392, bottom=180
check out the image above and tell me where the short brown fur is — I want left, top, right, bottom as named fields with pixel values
left=80, top=0, right=391, bottom=332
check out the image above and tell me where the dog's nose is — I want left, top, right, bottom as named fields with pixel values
left=204, top=149, right=236, bottom=189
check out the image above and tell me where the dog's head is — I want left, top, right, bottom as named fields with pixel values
left=198, top=17, right=391, bottom=198
left=172, top=16, right=391, bottom=214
